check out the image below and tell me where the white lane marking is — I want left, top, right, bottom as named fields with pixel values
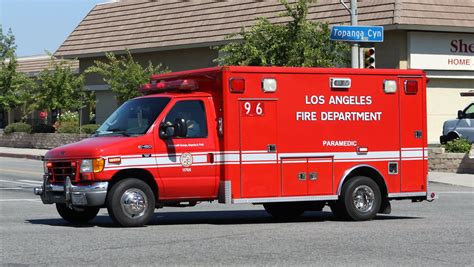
left=0, top=168, right=40, bottom=176
left=0, top=188, right=25, bottom=190
left=0, top=199, right=41, bottom=202
left=19, top=180, right=42, bottom=184
left=0, top=179, right=40, bottom=186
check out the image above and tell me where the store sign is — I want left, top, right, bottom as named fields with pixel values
left=408, top=32, right=474, bottom=71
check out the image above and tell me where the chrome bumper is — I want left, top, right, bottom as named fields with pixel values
left=34, top=175, right=108, bottom=207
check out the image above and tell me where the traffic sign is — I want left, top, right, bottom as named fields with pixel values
left=330, top=26, right=384, bottom=42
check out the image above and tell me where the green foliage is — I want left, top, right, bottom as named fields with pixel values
left=32, top=124, right=56, bottom=133
left=58, top=110, right=79, bottom=123
left=4, top=122, right=32, bottom=134
left=216, top=0, right=350, bottom=67
left=0, top=27, right=35, bottom=112
left=36, top=54, right=88, bottom=112
left=57, top=121, right=79, bottom=134
left=85, top=50, right=168, bottom=103
left=444, top=138, right=472, bottom=153
left=81, top=124, right=100, bottom=134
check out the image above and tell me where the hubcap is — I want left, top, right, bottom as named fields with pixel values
left=352, top=185, right=375, bottom=213
left=120, top=188, right=148, bottom=219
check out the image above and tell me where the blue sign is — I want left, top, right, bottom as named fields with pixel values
left=330, top=26, right=384, bottom=42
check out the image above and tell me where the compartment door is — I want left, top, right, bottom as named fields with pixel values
left=399, top=78, right=426, bottom=192
left=239, top=100, right=278, bottom=198
left=307, top=157, right=333, bottom=195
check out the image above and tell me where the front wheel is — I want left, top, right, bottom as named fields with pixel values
left=338, top=176, right=382, bottom=221
left=106, top=178, right=156, bottom=227
left=56, top=204, right=100, bottom=224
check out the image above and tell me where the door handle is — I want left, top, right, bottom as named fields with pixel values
left=267, top=144, right=277, bottom=153
left=207, top=153, right=214, bottom=164
left=298, top=172, right=306, bottom=181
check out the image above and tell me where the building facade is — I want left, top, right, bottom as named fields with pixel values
left=55, top=0, right=474, bottom=144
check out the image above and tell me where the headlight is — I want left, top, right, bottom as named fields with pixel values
left=80, top=159, right=105, bottom=173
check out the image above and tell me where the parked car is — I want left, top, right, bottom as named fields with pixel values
left=440, top=102, right=474, bottom=144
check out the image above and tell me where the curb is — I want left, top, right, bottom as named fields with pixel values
left=0, top=153, right=43, bottom=160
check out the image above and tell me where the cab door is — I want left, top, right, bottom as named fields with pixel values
left=155, top=97, right=218, bottom=199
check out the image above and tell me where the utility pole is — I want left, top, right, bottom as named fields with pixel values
left=340, top=0, right=359, bottom=68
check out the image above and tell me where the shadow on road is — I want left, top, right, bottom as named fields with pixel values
left=26, top=210, right=422, bottom=228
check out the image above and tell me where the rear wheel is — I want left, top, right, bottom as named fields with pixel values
left=107, top=178, right=156, bottom=227
left=264, top=202, right=306, bottom=220
left=338, top=176, right=382, bottom=221
left=56, top=204, right=99, bottom=224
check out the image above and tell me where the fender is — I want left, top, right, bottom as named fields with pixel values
left=337, top=164, right=386, bottom=196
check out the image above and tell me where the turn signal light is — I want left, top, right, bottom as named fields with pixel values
left=108, top=157, right=121, bottom=164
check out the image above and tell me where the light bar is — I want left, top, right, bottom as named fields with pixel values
left=139, top=79, right=198, bottom=94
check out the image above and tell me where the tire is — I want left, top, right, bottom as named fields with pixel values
left=106, top=178, right=156, bottom=227
left=263, top=202, right=306, bottom=220
left=56, top=203, right=99, bottom=224
left=445, top=132, right=459, bottom=143
left=339, top=176, right=382, bottom=221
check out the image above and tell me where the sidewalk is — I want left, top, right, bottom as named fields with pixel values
left=0, top=147, right=472, bottom=187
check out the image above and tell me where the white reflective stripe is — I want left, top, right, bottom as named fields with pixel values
left=215, top=154, right=239, bottom=162
left=242, top=150, right=268, bottom=154
left=242, top=161, right=278, bottom=165
left=401, top=147, right=425, bottom=151
left=336, top=158, right=400, bottom=162
left=242, top=153, right=277, bottom=161
left=401, top=150, right=424, bottom=158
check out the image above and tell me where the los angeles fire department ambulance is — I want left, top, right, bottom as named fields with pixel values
left=34, top=66, right=435, bottom=227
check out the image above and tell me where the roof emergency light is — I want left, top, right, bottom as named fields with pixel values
left=404, top=80, right=418, bottom=94
left=262, top=78, right=277, bottom=93
left=384, top=80, right=397, bottom=94
left=139, top=79, right=198, bottom=94
left=230, top=78, right=245, bottom=93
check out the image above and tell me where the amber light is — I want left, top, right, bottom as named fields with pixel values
left=46, top=162, right=53, bottom=168
left=108, top=157, right=122, bottom=164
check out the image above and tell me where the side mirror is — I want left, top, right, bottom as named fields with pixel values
left=159, top=118, right=187, bottom=139
left=173, top=118, right=187, bottom=138
left=457, top=110, right=463, bottom=119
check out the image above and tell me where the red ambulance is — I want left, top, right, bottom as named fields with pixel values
left=34, top=66, right=435, bottom=227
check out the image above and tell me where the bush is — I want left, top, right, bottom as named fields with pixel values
left=4, top=122, right=32, bottom=134
left=81, top=124, right=100, bottom=134
left=32, top=124, right=56, bottom=133
left=58, top=111, right=79, bottom=123
left=57, top=121, right=79, bottom=134
left=444, top=138, right=472, bottom=153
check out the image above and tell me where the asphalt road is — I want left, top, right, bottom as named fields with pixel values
left=0, top=157, right=473, bottom=266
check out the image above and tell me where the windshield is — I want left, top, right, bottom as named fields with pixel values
left=95, top=97, right=170, bottom=137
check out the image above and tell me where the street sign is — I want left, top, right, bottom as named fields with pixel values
left=330, top=26, right=384, bottom=42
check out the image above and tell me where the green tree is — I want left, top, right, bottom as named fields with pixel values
left=216, top=0, right=350, bottom=67
left=0, top=27, right=34, bottom=118
left=85, top=50, right=168, bottom=103
left=36, top=54, right=88, bottom=113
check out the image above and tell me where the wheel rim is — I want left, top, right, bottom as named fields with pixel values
left=352, top=185, right=375, bottom=213
left=120, top=188, right=148, bottom=219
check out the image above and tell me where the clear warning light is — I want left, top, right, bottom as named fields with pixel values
left=330, top=78, right=351, bottom=89
left=384, top=80, right=397, bottom=93
left=262, top=78, right=277, bottom=92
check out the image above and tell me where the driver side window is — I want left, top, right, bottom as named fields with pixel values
left=164, top=100, right=208, bottom=138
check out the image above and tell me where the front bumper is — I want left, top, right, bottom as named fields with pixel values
left=34, top=175, right=108, bottom=207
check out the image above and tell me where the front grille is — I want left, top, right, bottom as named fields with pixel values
left=48, top=161, right=78, bottom=182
